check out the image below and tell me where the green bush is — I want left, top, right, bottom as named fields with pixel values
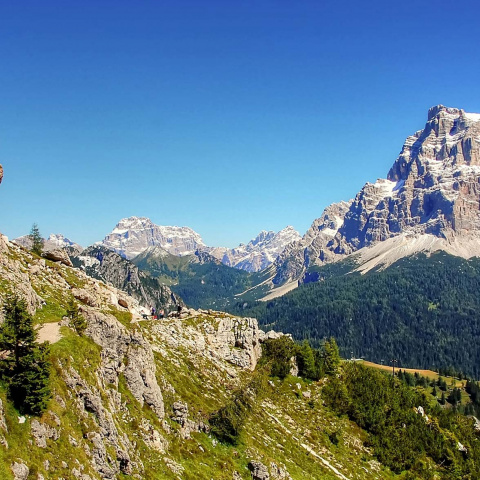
left=210, top=369, right=267, bottom=444
left=259, top=336, right=296, bottom=379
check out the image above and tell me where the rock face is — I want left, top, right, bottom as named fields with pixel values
left=207, top=226, right=301, bottom=273
left=273, top=201, right=352, bottom=285
left=0, top=236, right=43, bottom=315
left=0, top=164, right=3, bottom=184
left=43, top=248, right=74, bottom=267
left=71, top=245, right=181, bottom=312
left=101, top=216, right=206, bottom=259
left=273, top=105, right=480, bottom=284
left=151, top=310, right=268, bottom=371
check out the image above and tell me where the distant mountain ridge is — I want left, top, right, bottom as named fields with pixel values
left=100, top=216, right=206, bottom=259
left=272, top=105, right=480, bottom=287
left=207, top=226, right=301, bottom=272
left=99, top=216, right=300, bottom=273
left=13, top=233, right=83, bottom=253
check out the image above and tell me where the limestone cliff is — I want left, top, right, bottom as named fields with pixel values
left=273, top=105, right=480, bottom=285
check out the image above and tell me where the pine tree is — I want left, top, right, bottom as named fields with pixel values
left=29, top=223, right=44, bottom=256
left=297, top=340, right=317, bottom=380
left=0, top=294, right=51, bottom=415
left=66, top=297, right=87, bottom=336
left=323, top=337, right=341, bottom=375
left=0, top=294, right=36, bottom=370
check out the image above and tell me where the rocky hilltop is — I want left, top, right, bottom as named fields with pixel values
left=273, top=105, right=480, bottom=285
left=0, top=232, right=402, bottom=480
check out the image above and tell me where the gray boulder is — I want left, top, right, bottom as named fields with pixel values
left=42, top=248, right=73, bottom=267
left=248, top=460, right=269, bottom=480
left=11, top=462, right=29, bottom=480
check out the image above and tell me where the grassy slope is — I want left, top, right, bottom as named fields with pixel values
left=0, top=242, right=474, bottom=480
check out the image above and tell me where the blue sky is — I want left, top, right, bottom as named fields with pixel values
left=1, top=0, right=480, bottom=247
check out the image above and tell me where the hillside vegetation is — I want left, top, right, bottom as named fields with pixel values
left=235, top=252, right=480, bottom=378
left=1, top=236, right=480, bottom=479
left=132, top=249, right=271, bottom=310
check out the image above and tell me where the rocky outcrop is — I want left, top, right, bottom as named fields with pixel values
left=248, top=460, right=270, bottom=480
left=81, top=307, right=164, bottom=417
left=0, top=399, right=7, bottom=448
left=152, top=311, right=267, bottom=371
left=270, top=462, right=293, bottom=480
left=30, top=419, right=60, bottom=448
left=0, top=236, right=43, bottom=315
left=0, top=164, right=3, bottom=184
left=71, top=245, right=180, bottom=312
left=170, top=401, right=207, bottom=439
left=43, top=248, right=73, bottom=267
left=72, top=288, right=99, bottom=307
left=11, top=462, right=29, bottom=480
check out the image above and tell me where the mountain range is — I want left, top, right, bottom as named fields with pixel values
left=12, top=105, right=480, bottom=305
left=4, top=106, right=480, bottom=479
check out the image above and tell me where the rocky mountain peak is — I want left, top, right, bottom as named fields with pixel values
left=388, top=105, right=480, bottom=183
left=271, top=105, right=480, bottom=290
left=102, top=217, right=205, bottom=260
left=427, top=104, right=461, bottom=121
left=111, top=216, right=155, bottom=233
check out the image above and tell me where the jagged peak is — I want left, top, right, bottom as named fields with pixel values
left=427, top=105, right=461, bottom=121
left=112, top=216, right=155, bottom=233
left=426, top=105, right=480, bottom=123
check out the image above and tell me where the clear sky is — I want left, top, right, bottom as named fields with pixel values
left=1, top=0, right=480, bottom=248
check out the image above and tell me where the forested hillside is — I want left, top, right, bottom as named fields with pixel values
left=234, top=252, right=480, bottom=377
left=132, top=249, right=270, bottom=310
